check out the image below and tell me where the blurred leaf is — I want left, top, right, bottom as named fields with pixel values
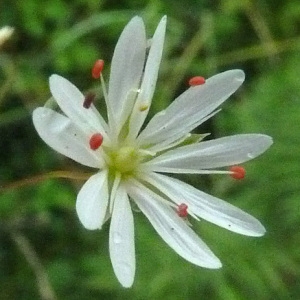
left=51, top=10, right=136, bottom=52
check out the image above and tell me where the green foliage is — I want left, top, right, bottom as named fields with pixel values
left=1, top=0, right=300, bottom=299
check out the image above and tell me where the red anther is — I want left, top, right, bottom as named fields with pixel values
left=92, top=59, right=104, bottom=79
left=89, top=133, right=103, bottom=150
left=230, top=166, right=246, bottom=180
left=83, top=92, right=96, bottom=109
left=177, top=203, right=188, bottom=217
left=188, top=76, right=206, bottom=86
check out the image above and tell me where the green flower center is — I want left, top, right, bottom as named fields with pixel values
left=108, top=146, right=141, bottom=175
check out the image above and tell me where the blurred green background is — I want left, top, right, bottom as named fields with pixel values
left=1, top=0, right=300, bottom=299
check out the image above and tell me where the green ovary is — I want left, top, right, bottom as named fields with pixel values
left=109, top=146, right=141, bottom=175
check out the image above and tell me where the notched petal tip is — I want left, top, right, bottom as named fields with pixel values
left=121, top=282, right=133, bottom=289
left=233, top=69, right=245, bottom=82
left=157, top=15, right=167, bottom=34
left=209, top=258, right=222, bottom=269
left=247, top=220, right=266, bottom=237
left=118, top=273, right=135, bottom=288
left=49, top=74, right=79, bottom=94
left=262, top=134, right=273, bottom=147
left=127, top=15, right=144, bottom=29
left=49, top=73, right=62, bottom=86
left=160, top=15, right=167, bottom=23
left=49, top=74, right=74, bottom=100
left=249, top=134, right=273, bottom=158
left=32, top=107, right=45, bottom=131
left=130, top=15, right=143, bottom=21
left=32, top=106, right=44, bottom=118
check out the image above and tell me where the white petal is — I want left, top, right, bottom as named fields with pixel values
left=128, top=16, right=167, bottom=139
left=147, top=109, right=220, bottom=154
left=107, top=16, right=147, bottom=134
left=146, top=134, right=273, bottom=172
left=142, top=172, right=266, bottom=236
left=109, top=185, right=135, bottom=288
left=138, top=70, right=245, bottom=148
left=32, top=107, right=103, bottom=168
left=76, top=171, right=108, bottom=230
left=109, top=173, right=121, bottom=214
left=126, top=180, right=222, bottom=268
left=49, top=74, right=108, bottom=138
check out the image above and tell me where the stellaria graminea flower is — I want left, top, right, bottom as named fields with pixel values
left=32, top=16, right=273, bottom=288
left=0, top=26, right=14, bottom=48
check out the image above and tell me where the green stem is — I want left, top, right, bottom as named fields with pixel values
left=0, top=170, right=93, bottom=192
left=11, top=231, right=58, bottom=300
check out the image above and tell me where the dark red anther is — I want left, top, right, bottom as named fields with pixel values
left=188, top=76, right=206, bottom=86
left=92, top=59, right=104, bottom=79
left=177, top=203, right=188, bottom=218
left=83, top=92, right=96, bottom=109
left=89, top=133, right=103, bottom=150
left=229, top=166, right=246, bottom=180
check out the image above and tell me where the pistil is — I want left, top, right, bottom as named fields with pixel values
left=109, top=146, right=141, bottom=174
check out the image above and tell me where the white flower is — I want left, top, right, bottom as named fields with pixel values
left=0, top=26, right=14, bottom=48
left=32, top=16, right=273, bottom=288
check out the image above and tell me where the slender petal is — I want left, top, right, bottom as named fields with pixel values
left=32, top=107, right=103, bottom=168
left=128, top=16, right=167, bottom=139
left=107, top=16, right=147, bottom=134
left=76, top=171, right=109, bottom=230
left=145, top=134, right=273, bottom=173
left=147, top=109, right=220, bottom=153
left=109, top=172, right=121, bottom=213
left=49, top=75, right=108, bottom=138
left=142, top=172, right=266, bottom=236
left=137, top=70, right=245, bottom=149
left=126, top=180, right=222, bottom=268
left=109, top=185, right=135, bottom=288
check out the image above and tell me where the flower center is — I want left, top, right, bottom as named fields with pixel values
left=109, top=146, right=141, bottom=175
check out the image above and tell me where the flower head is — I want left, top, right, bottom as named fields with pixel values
left=0, top=26, right=14, bottom=48
left=32, top=16, right=273, bottom=288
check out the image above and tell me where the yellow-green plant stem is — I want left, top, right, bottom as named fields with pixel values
left=0, top=171, right=93, bottom=193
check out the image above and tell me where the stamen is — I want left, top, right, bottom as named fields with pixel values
left=188, top=76, right=206, bottom=86
left=229, top=166, right=246, bottom=180
left=92, top=59, right=104, bottom=79
left=100, top=73, right=109, bottom=110
left=139, top=103, right=149, bottom=112
left=89, top=133, right=103, bottom=150
left=83, top=92, right=96, bottom=109
left=177, top=203, right=188, bottom=217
